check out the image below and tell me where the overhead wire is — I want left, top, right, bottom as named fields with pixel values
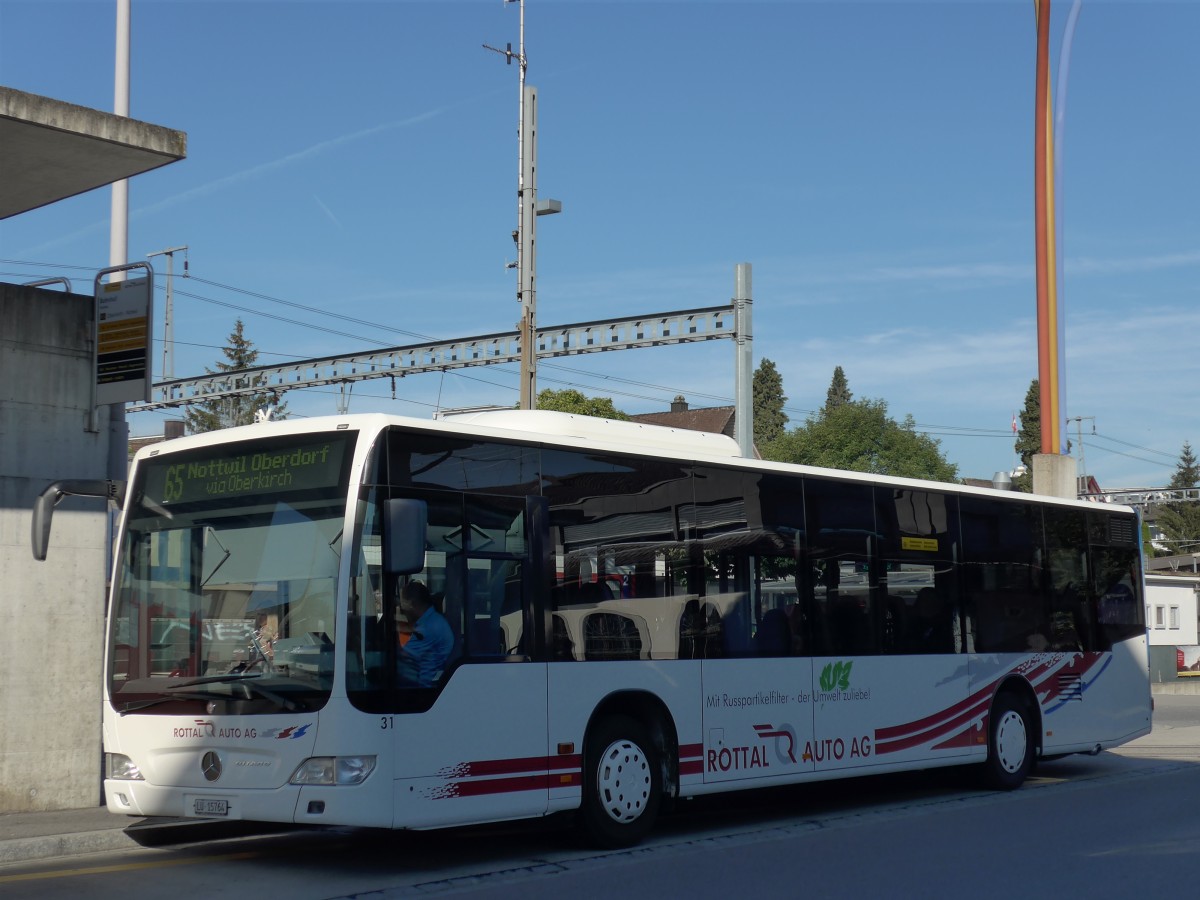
left=7, top=255, right=1180, bottom=465
left=170, top=286, right=390, bottom=346
left=185, top=275, right=437, bottom=343
left=1090, top=431, right=1178, bottom=461
left=1080, top=438, right=1175, bottom=470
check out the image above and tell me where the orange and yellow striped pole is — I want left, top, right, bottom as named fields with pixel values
left=1033, top=0, right=1061, bottom=455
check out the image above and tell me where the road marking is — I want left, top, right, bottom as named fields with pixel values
left=0, top=850, right=259, bottom=884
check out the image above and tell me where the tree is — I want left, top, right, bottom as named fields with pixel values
left=1143, top=520, right=1159, bottom=561
left=1012, top=378, right=1041, bottom=492
left=534, top=388, right=628, bottom=420
left=184, top=319, right=288, bottom=433
left=752, top=358, right=788, bottom=446
left=764, top=372, right=958, bottom=483
left=1156, top=442, right=1200, bottom=555
left=1169, top=441, right=1200, bottom=490
left=824, top=366, right=853, bottom=413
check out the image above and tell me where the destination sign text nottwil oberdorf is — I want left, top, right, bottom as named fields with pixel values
left=148, top=440, right=347, bottom=505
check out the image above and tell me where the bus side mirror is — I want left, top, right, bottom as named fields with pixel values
left=383, top=498, right=427, bottom=575
left=31, top=480, right=126, bottom=561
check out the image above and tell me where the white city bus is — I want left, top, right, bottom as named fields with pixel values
left=33, top=411, right=1151, bottom=846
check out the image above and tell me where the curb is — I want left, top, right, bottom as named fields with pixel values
left=0, top=817, right=300, bottom=866
left=0, top=828, right=139, bottom=865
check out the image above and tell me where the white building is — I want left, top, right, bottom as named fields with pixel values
left=1143, top=564, right=1200, bottom=686
left=1145, top=570, right=1200, bottom=648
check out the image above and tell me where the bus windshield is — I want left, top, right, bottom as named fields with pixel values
left=107, top=432, right=356, bottom=714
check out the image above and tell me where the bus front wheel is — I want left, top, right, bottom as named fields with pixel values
left=580, top=715, right=661, bottom=848
left=982, top=693, right=1034, bottom=790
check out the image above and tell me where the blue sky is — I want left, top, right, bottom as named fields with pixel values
left=2, top=0, right=1197, bottom=488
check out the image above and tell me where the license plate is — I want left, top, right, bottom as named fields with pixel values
left=193, top=798, right=229, bottom=816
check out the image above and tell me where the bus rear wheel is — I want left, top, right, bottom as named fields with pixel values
left=982, top=693, right=1034, bottom=790
left=580, top=715, right=661, bottom=848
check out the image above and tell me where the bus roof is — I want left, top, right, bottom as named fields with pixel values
left=134, top=410, right=1135, bottom=516
left=440, top=409, right=744, bottom=458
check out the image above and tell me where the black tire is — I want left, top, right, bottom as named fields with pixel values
left=982, top=693, right=1035, bottom=790
left=580, top=715, right=661, bottom=848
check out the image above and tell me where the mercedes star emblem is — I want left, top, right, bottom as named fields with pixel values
left=201, top=750, right=222, bottom=782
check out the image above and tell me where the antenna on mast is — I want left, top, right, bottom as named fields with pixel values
left=484, top=0, right=560, bottom=410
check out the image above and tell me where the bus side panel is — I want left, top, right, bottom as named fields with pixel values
left=546, top=660, right=703, bottom=813
left=700, top=658, right=815, bottom=784
left=813, top=655, right=978, bottom=773
left=295, top=705, right=395, bottom=828
left=970, top=647, right=1152, bottom=757
left=1039, top=640, right=1152, bottom=754
left=391, top=664, right=549, bottom=829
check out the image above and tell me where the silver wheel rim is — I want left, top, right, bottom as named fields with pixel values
left=595, top=738, right=652, bottom=825
left=994, top=709, right=1028, bottom=774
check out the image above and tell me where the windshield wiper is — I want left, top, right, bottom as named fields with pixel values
left=168, top=672, right=263, bottom=688
left=118, top=691, right=215, bottom=714
left=164, top=674, right=305, bottom=712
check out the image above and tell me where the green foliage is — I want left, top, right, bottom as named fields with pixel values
left=764, top=392, right=959, bottom=483
left=752, top=358, right=788, bottom=446
left=1143, top=520, right=1159, bottom=560
left=824, top=365, right=852, bottom=413
left=184, top=319, right=288, bottom=434
left=1012, top=378, right=1041, bottom=492
left=1168, top=441, right=1200, bottom=490
left=535, top=388, right=629, bottom=420
left=1155, top=504, right=1200, bottom=555
left=1157, top=442, right=1200, bottom=554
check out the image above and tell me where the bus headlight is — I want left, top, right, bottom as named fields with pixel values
left=289, top=756, right=376, bottom=786
left=106, top=753, right=144, bottom=781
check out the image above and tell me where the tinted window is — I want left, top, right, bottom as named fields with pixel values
left=877, top=488, right=961, bottom=654
left=386, top=431, right=539, bottom=494
left=960, top=497, right=1048, bottom=652
left=1089, top=511, right=1145, bottom=648
left=693, top=470, right=805, bottom=658
left=543, top=449, right=694, bottom=661
left=804, top=478, right=879, bottom=656
left=1040, top=506, right=1093, bottom=651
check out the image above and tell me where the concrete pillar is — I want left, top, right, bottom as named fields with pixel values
left=1, top=284, right=109, bottom=812
left=1032, top=453, right=1077, bottom=500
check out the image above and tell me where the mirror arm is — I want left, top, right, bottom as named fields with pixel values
left=31, top=479, right=126, bottom=561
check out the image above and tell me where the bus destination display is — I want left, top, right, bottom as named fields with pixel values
left=142, top=437, right=350, bottom=505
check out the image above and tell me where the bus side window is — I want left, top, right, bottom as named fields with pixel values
left=804, top=478, right=879, bottom=657
left=960, top=497, right=1048, bottom=653
left=1042, top=506, right=1091, bottom=651
left=1089, top=512, right=1143, bottom=650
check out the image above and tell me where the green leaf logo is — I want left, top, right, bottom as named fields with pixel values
left=819, top=661, right=853, bottom=692
left=819, top=663, right=832, bottom=692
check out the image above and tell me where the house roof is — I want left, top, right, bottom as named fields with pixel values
left=1146, top=555, right=1200, bottom=575
left=629, top=405, right=736, bottom=437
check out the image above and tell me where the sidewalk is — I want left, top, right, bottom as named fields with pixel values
left=0, top=806, right=290, bottom=866
left=0, top=805, right=141, bottom=865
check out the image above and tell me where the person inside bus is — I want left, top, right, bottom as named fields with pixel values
left=396, top=579, right=455, bottom=687
left=909, top=587, right=952, bottom=654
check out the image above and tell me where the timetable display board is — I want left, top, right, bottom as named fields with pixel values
left=96, top=274, right=153, bottom=405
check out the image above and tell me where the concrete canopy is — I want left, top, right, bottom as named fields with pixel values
left=0, top=86, right=187, bottom=220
